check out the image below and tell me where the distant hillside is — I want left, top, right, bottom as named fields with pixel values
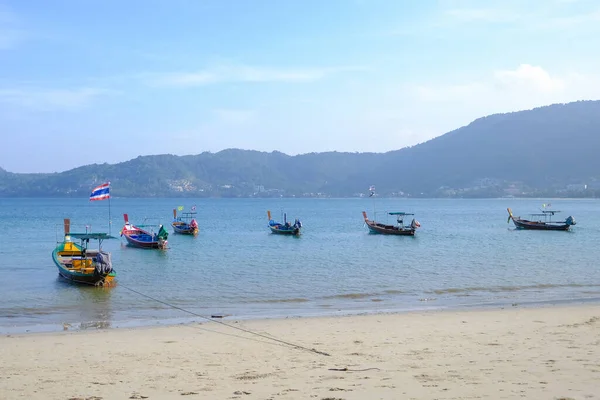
left=368, top=100, right=600, bottom=196
left=1, top=100, right=599, bottom=198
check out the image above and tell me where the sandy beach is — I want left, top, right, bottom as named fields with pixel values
left=1, top=305, right=599, bottom=400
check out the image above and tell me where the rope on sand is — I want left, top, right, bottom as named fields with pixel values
left=120, top=285, right=331, bottom=357
left=328, top=367, right=381, bottom=372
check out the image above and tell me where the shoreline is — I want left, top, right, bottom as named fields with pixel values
left=3, top=295, right=600, bottom=335
left=1, top=303, right=599, bottom=399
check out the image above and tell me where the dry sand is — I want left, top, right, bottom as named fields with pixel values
left=1, top=304, right=599, bottom=399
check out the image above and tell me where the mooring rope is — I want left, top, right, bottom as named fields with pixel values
left=120, top=284, right=331, bottom=357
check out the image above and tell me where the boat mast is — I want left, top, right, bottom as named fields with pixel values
left=369, top=185, right=376, bottom=219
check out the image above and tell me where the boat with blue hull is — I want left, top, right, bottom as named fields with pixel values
left=267, top=210, right=302, bottom=235
left=172, top=208, right=199, bottom=235
left=52, top=219, right=116, bottom=286
left=507, top=207, right=576, bottom=231
left=121, top=214, right=169, bottom=249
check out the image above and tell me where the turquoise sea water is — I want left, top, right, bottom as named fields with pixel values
left=1, top=197, right=599, bottom=333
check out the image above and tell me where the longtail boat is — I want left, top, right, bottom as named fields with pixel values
left=121, top=214, right=169, bottom=249
left=507, top=207, right=576, bottom=231
left=267, top=210, right=302, bottom=235
left=172, top=208, right=199, bottom=235
left=52, top=219, right=116, bottom=286
left=362, top=211, right=420, bottom=236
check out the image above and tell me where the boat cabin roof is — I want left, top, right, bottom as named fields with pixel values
left=530, top=210, right=561, bottom=216
left=68, top=233, right=115, bottom=240
left=388, top=212, right=414, bottom=216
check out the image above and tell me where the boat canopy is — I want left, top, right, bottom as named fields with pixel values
left=388, top=212, right=414, bottom=216
left=68, top=233, right=115, bottom=240
left=530, top=211, right=560, bottom=217
left=176, top=212, right=197, bottom=220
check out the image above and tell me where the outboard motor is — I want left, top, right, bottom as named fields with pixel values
left=294, top=219, right=302, bottom=229
left=95, top=251, right=113, bottom=274
left=565, top=216, right=576, bottom=226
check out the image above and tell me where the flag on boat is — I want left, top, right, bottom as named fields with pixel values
left=90, top=182, right=110, bottom=201
left=177, top=205, right=184, bottom=211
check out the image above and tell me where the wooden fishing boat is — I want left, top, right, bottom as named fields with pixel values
left=507, top=208, right=576, bottom=231
left=52, top=219, right=116, bottom=286
left=120, top=214, right=169, bottom=249
left=267, top=210, right=302, bottom=235
left=362, top=211, right=420, bottom=236
left=172, top=208, right=199, bottom=235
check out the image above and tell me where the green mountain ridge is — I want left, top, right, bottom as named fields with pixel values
left=2, top=100, right=600, bottom=198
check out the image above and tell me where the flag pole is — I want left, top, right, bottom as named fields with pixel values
left=108, top=194, right=112, bottom=236
left=108, top=182, right=112, bottom=236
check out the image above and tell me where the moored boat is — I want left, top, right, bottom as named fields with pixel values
left=51, top=219, right=116, bottom=286
left=172, top=207, right=199, bottom=235
left=507, top=207, right=576, bottom=231
left=121, top=214, right=169, bottom=249
left=267, top=210, right=302, bottom=235
left=362, top=211, right=420, bottom=236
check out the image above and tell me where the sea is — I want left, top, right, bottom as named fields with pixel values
left=1, top=197, right=599, bottom=334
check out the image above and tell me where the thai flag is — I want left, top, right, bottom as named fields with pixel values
left=90, top=182, right=110, bottom=201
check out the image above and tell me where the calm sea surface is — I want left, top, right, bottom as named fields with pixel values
left=1, top=197, right=599, bottom=333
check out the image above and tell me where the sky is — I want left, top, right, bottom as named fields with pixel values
left=1, top=0, right=600, bottom=173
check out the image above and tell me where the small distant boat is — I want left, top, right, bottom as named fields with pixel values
left=362, top=211, right=420, bottom=236
left=172, top=208, right=199, bottom=235
left=52, top=219, right=116, bottom=286
left=120, top=214, right=169, bottom=249
left=267, top=210, right=302, bottom=235
left=507, top=207, right=576, bottom=231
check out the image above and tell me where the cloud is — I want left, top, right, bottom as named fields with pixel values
left=534, top=10, right=600, bottom=30
left=361, top=64, right=600, bottom=151
left=0, top=87, right=111, bottom=110
left=494, top=64, right=564, bottom=92
left=148, top=64, right=366, bottom=87
left=404, top=64, right=600, bottom=138
left=413, top=64, right=594, bottom=103
left=442, top=3, right=600, bottom=31
left=383, top=2, right=600, bottom=37
left=444, top=8, right=520, bottom=23
left=382, top=4, right=523, bottom=36
left=128, top=63, right=600, bottom=159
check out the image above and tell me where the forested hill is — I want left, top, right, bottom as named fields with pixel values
left=1, top=100, right=599, bottom=198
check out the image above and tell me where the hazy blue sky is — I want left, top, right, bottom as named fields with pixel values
left=1, top=0, right=599, bottom=173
